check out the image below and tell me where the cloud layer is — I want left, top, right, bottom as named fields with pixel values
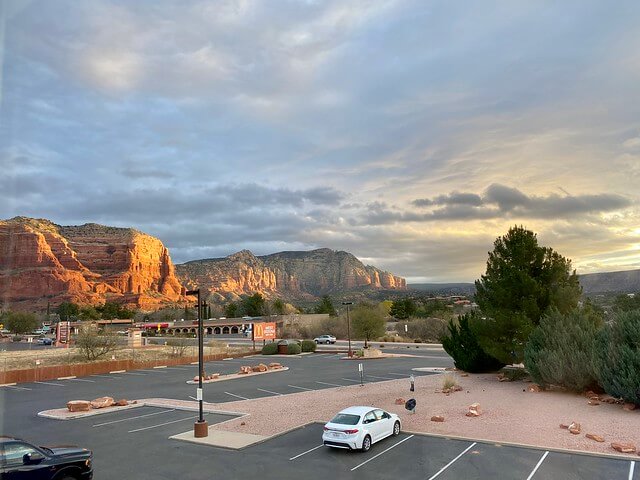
left=2, top=0, right=640, bottom=282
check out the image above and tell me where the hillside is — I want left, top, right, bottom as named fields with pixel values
left=578, top=269, right=640, bottom=294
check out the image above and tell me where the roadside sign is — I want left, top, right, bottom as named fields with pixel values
left=196, top=388, right=203, bottom=401
left=358, top=363, right=363, bottom=372
left=57, top=321, right=70, bottom=344
left=252, top=322, right=276, bottom=341
left=404, top=324, right=408, bottom=333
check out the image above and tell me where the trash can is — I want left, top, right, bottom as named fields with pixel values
left=278, top=343, right=288, bottom=354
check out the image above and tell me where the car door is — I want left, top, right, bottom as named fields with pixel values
left=362, top=411, right=380, bottom=442
left=374, top=409, right=393, bottom=439
left=2, top=442, right=50, bottom=480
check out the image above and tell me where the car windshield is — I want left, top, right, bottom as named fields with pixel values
left=330, top=414, right=360, bottom=425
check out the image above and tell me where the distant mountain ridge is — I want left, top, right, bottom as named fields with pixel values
left=578, top=269, right=640, bottom=294
left=408, top=283, right=476, bottom=295
left=175, top=248, right=406, bottom=301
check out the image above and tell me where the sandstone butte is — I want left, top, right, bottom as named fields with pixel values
left=0, top=217, right=185, bottom=310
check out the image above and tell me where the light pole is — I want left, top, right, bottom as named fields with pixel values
left=186, top=289, right=208, bottom=438
left=342, top=302, right=353, bottom=357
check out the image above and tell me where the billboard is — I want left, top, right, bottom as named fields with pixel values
left=252, top=322, right=276, bottom=341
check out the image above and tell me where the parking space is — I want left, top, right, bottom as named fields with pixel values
left=276, top=424, right=637, bottom=480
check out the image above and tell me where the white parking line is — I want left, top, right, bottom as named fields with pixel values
left=224, top=391, right=249, bottom=400
left=341, top=378, right=367, bottom=383
left=629, top=461, right=636, bottom=480
left=4, top=385, right=31, bottom=391
left=34, top=381, right=65, bottom=387
left=121, top=372, right=147, bottom=376
left=366, top=375, right=394, bottom=380
left=93, top=409, right=175, bottom=427
left=91, top=375, right=119, bottom=379
left=351, top=435, right=415, bottom=471
left=387, top=373, right=409, bottom=377
left=68, top=378, right=96, bottom=383
left=526, top=451, right=549, bottom=480
left=427, top=442, right=477, bottom=480
left=289, top=444, right=324, bottom=461
left=257, top=388, right=282, bottom=396
left=287, top=385, right=313, bottom=391
left=128, top=415, right=207, bottom=433
left=315, top=381, right=344, bottom=387
left=165, top=366, right=192, bottom=370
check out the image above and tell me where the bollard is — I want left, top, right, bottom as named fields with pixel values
left=410, top=374, right=415, bottom=392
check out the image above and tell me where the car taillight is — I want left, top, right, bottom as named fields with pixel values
left=343, top=429, right=359, bottom=434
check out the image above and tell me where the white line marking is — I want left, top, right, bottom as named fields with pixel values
left=190, top=361, right=198, bottom=365
left=366, top=375, right=394, bottom=380
left=153, top=365, right=167, bottom=369
left=224, top=391, right=249, bottom=400
left=351, top=435, right=415, bottom=471
left=68, top=378, right=96, bottom=383
left=34, top=381, right=65, bottom=387
left=57, top=376, right=76, bottom=380
left=341, top=378, right=367, bottom=383
left=94, top=409, right=175, bottom=427
left=387, top=373, right=409, bottom=377
left=121, top=372, right=147, bottom=376
left=109, top=370, right=126, bottom=374
left=91, top=374, right=117, bottom=379
left=289, top=444, right=324, bottom=461
left=526, top=451, right=549, bottom=480
left=164, top=366, right=191, bottom=370
left=427, top=442, right=477, bottom=480
left=315, top=381, right=344, bottom=387
left=4, top=385, right=31, bottom=391
left=629, top=461, right=635, bottom=480
left=287, top=385, right=313, bottom=391
left=257, top=388, right=282, bottom=396
left=128, top=415, right=206, bottom=433
left=0, top=383, right=17, bottom=387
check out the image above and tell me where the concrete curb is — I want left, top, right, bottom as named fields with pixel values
left=38, top=403, right=143, bottom=420
left=185, top=367, right=290, bottom=384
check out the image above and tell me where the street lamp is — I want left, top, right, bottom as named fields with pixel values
left=186, top=289, right=207, bottom=438
left=342, top=302, right=353, bottom=357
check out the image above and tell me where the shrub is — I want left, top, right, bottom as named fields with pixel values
left=524, top=308, right=602, bottom=391
left=593, top=310, right=640, bottom=404
left=501, top=367, right=529, bottom=382
left=301, top=340, right=316, bottom=352
left=442, top=373, right=457, bottom=390
left=166, top=337, right=190, bottom=357
left=442, top=312, right=505, bottom=373
left=400, top=317, right=450, bottom=343
left=287, top=343, right=302, bottom=355
left=261, top=342, right=278, bottom=355
left=76, top=330, right=119, bottom=361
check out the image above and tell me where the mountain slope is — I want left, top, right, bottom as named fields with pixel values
left=579, top=269, right=640, bottom=294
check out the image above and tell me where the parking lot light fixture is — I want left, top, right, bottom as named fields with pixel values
left=186, top=289, right=208, bottom=438
left=342, top=302, right=353, bottom=357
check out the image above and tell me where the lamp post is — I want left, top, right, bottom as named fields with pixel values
left=342, top=302, right=353, bottom=357
left=186, top=289, right=208, bottom=438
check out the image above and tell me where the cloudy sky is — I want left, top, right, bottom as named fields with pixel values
left=2, top=0, right=640, bottom=283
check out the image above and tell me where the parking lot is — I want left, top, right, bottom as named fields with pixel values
left=2, top=350, right=637, bottom=479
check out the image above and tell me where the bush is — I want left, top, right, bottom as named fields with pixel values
left=399, top=317, right=449, bottom=342
left=524, top=308, right=602, bottom=391
left=76, top=330, right=119, bottom=361
left=287, top=343, right=302, bottom=355
left=593, top=310, right=640, bottom=404
left=442, top=312, right=505, bottom=373
left=301, top=340, right=316, bottom=353
left=261, top=342, right=278, bottom=355
left=500, top=367, right=529, bottom=382
left=442, top=373, right=457, bottom=390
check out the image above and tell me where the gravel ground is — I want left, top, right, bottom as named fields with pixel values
left=188, top=372, right=640, bottom=457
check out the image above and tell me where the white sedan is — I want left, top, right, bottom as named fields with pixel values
left=322, top=406, right=401, bottom=451
left=314, top=334, right=336, bottom=344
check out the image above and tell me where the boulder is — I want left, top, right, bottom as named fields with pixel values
left=560, top=424, right=569, bottom=429
left=90, top=396, right=115, bottom=409
left=585, top=391, right=599, bottom=400
left=599, top=394, right=618, bottom=404
left=268, top=363, right=282, bottom=369
left=568, top=422, right=581, bottom=435
left=431, top=416, right=445, bottom=422
left=251, top=363, right=268, bottom=372
left=460, top=373, right=469, bottom=377
left=623, top=403, right=636, bottom=411
left=394, top=398, right=405, bottom=405
left=611, top=442, right=636, bottom=454
left=586, top=433, right=605, bottom=443
left=528, top=385, right=541, bottom=393
left=466, top=403, right=482, bottom=417
left=453, top=385, right=463, bottom=392
left=207, top=373, right=220, bottom=380
left=67, top=400, right=91, bottom=412
left=588, top=399, right=600, bottom=406
left=239, top=366, right=252, bottom=374
left=115, top=399, right=129, bottom=407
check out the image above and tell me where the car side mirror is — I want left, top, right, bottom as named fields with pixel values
left=24, top=452, right=45, bottom=464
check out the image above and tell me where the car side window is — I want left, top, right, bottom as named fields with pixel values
left=4, top=443, right=38, bottom=465
left=364, top=411, right=377, bottom=423
left=374, top=409, right=386, bottom=420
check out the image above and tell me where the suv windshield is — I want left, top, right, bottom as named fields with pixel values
left=330, top=414, right=360, bottom=425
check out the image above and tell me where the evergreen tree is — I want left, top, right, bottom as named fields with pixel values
left=314, top=295, right=337, bottom=316
left=389, top=298, right=417, bottom=319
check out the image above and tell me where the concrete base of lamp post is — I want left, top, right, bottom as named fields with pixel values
left=194, top=420, right=209, bottom=438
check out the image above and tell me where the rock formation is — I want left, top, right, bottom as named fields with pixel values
left=176, top=248, right=406, bottom=299
left=0, top=217, right=185, bottom=310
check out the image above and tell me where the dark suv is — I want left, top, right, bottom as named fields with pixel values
left=0, top=436, right=92, bottom=479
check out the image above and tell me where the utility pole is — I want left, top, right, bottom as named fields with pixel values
left=186, top=289, right=208, bottom=438
left=342, top=302, right=353, bottom=357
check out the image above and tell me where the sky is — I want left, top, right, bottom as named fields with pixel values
left=2, top=0, right=640, bottom=283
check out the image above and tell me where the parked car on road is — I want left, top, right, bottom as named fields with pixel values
left=36, top=337, right=53, bottom=346
left=0, top=436, right=93, bottom=479
left=314, top=334, right=336, bottom=344
left=322, top=406, right=401, bottom=451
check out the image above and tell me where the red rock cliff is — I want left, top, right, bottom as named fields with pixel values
left=0, top=217, right=185, bottom=310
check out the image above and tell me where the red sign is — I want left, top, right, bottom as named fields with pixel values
left=57, top=321, right=70, bottom=344
left=253, top=322, right=276, bottom=341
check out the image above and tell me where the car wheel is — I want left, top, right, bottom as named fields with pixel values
left=326, top=340, right=330, bottom=344
left=361, top=435, right=372, bottom=452
left=393, top=421, right=400, bottom=436
left=315, top=340, right=319, bottom=344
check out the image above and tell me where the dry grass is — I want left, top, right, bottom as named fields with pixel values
left=442, top=373, right=458, bottom=390
left=0, top=342, right=251, bottom=371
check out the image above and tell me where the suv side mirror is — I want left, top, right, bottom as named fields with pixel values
left=24, top=452, right=45, bottom=464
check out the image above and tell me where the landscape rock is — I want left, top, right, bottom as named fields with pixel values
left=239, top=366, right=252, bottom=374
left=466, top=403, right=482, bottom=417
left=114, top=399, right=128, bottom=407
left=588, top=399, right=600, bottom=406
left=599, top=394, right=618, bottom=404
left=67, top=400, right=91, bottom=412
left=208, top=373, right=220, bottom=380
left=585, top=391, right=599, bottom=400
left=560, top=424, right=569, bottom=429
left=623, top=403, right=636, bottom=411
left=395, top=398, right=405, bottom=405
left=460, top=373, right=469, bottom=377
left=431, top=416, right=445, bottom=422
left=251, top=363, right=268, bottom=372
left=90, top=396, right=115, bottom=409
left=527, top=385, right=541, bottom=392
left=568, top=422, right=581, bottom=435
left=611, top=442, right=636, bottom=453
left=586, top=433, right=605, bottom=442
left=268, top=363, right=282, bottom=369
